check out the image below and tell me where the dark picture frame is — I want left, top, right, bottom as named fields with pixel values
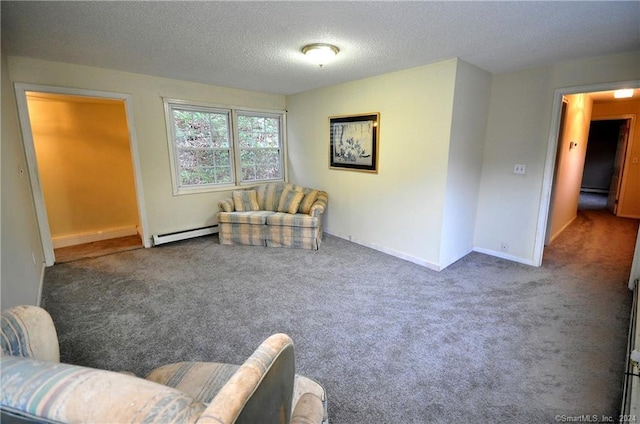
left=329, top=113, right=380, bottom=173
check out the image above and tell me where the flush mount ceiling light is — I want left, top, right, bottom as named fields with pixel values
left=302, top=43, right=339, bottom=68
left=614, top=89, right=634, bottom=99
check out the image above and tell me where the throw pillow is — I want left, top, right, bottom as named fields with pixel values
left=233, top=190, right=260, bottom=212
left=298, top=189, right=319, bottom=214
left=277, top=185, right=305, bottom=214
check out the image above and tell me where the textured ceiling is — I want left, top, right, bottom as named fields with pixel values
left=2, top=1, right=639, bottom=95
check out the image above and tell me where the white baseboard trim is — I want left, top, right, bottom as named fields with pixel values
left=472, top=247, right=536, bottom=267
left=438, top=247, right=473, bottom=270
left=548, top=214, right=577, bottom=244
left=325, top=229, right=442, bottom=271
left=52, top=225, right=139, bottom=249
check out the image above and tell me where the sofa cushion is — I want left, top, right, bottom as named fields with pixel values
left=278, top=185, right=305, bottom=214
left=266, top=213, right=319, bottom=228
left=298, top=189, right=319, bottom=215
left=265, top=226, right=322, bottom=250
left=218, top=211, right=275, bottom=225
left=146, top=362, right=239, bottom=404
left=255, top=183, right=286, bottom=211
left=232, top=190, right=260, bottom=212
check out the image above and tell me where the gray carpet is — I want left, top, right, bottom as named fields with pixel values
left=579, top=191, right=608, bottom=210
left=41, top=209, right=639, bottom=423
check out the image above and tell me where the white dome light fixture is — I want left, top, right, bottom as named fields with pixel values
left=302, top=43, right=339, bottom=68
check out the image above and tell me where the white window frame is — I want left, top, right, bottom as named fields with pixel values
left=163, top=98, right=287, bottom=195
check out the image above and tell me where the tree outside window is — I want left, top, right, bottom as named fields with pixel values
left=165, top=101, right=285, bottom=194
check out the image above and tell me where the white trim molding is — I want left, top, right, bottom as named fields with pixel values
left=13, top=83, right=151, bottom=266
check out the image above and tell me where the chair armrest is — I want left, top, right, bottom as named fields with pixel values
left=197, top=333, right=295, bottom=424
left=309, top=192, right=328, bottom=218
left=0, top=357, right=205, bottom=423
left=218, top=197, right=235, bottom=212
left=1, top=305, right=60, bottom=362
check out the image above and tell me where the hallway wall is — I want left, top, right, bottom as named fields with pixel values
left=548, top=93, right=593, bottom=242
left=27, top=94, right=140, bottom=247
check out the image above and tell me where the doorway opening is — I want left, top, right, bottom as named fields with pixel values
left=14, top=84, right=150, bottom=266
left=580, top=119, right=632, bottom=213
left=535, top=81, right=639, bottom=269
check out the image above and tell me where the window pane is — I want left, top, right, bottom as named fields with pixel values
left=237, top=115, right=280, bottom=148
left=216, top=167, right=233, bottom=183
left=256, top=164, right=280, bottom=180
left=178, top=149, right=198, bottom=167
left=214, top=150, right=230, bottom=165
left=173, top=109, right=230, bottom=148
left=237, top=114, right=282, bottom=183
left=171, top=106, right=234, bottom=188
left=198, top=150, right=214, bottom=166
left=166, top=101, right=284, bottom=192
left=240, top=148, right=281, bottom=182
left=180, top=168, right=198, bottom=185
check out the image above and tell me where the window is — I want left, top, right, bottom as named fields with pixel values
left=164, top=100, right=285, bottom=194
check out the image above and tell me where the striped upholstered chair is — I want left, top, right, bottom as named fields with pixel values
left=1, top=305, right=328, bottom=424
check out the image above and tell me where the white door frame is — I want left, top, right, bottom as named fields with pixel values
left=14, top=83, right=151, bottom=266
left=534, top=79, right=640, bottom=267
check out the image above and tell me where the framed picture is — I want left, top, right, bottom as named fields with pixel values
left=329, top=113, right=379, bottom=173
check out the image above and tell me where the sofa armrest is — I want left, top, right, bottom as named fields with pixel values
left=309, top=191, right=328, bottom=218
left=218, top=197, right=235, bottom=212
left=1, top=305, right=60, bottom=362
left=197, top=333, right=295, bottom=424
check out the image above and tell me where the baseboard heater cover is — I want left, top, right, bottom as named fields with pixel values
left=152, top=225, right=218, bottom=246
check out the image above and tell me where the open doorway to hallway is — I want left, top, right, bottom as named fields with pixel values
left=545, top=88, right=639, bottom=247
left=26, top=92, right=143, bottom=263
left=14, top=83, right=150, bottom=266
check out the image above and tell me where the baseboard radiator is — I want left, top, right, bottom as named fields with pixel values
left=152, top=225, right=218, bottom=246
left=621, top=278, right=640, bottom=420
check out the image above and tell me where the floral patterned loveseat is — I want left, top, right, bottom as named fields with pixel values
left=217, top=183, right=328, bottom=250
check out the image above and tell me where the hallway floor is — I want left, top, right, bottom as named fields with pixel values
left=54, top=235, right=143, bottom=264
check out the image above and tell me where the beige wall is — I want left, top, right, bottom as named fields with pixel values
left=440, top=60, right=492, bottom=267
left=287, top=59, right=490, bottom=270
left=475, top=51, right=640, bottom=264
left=7, top=56, right=286, bottom=241
left=27, top=94, right=139, bottom=243
left=1, top=48, right=45, bottom=309
left=591, top=99, right=640, bottom=218
left=288, top=60, right=458, bottom=268
left=547, top=94, right=593, bottom=242
left=3, top=56, right=284, bottom=308
left=2, top=51, right=638, bottom=309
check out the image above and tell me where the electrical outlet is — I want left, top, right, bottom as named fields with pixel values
left=500, top=242, right=508, bottom=252
left=513, top=164, right=526, bottom=175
